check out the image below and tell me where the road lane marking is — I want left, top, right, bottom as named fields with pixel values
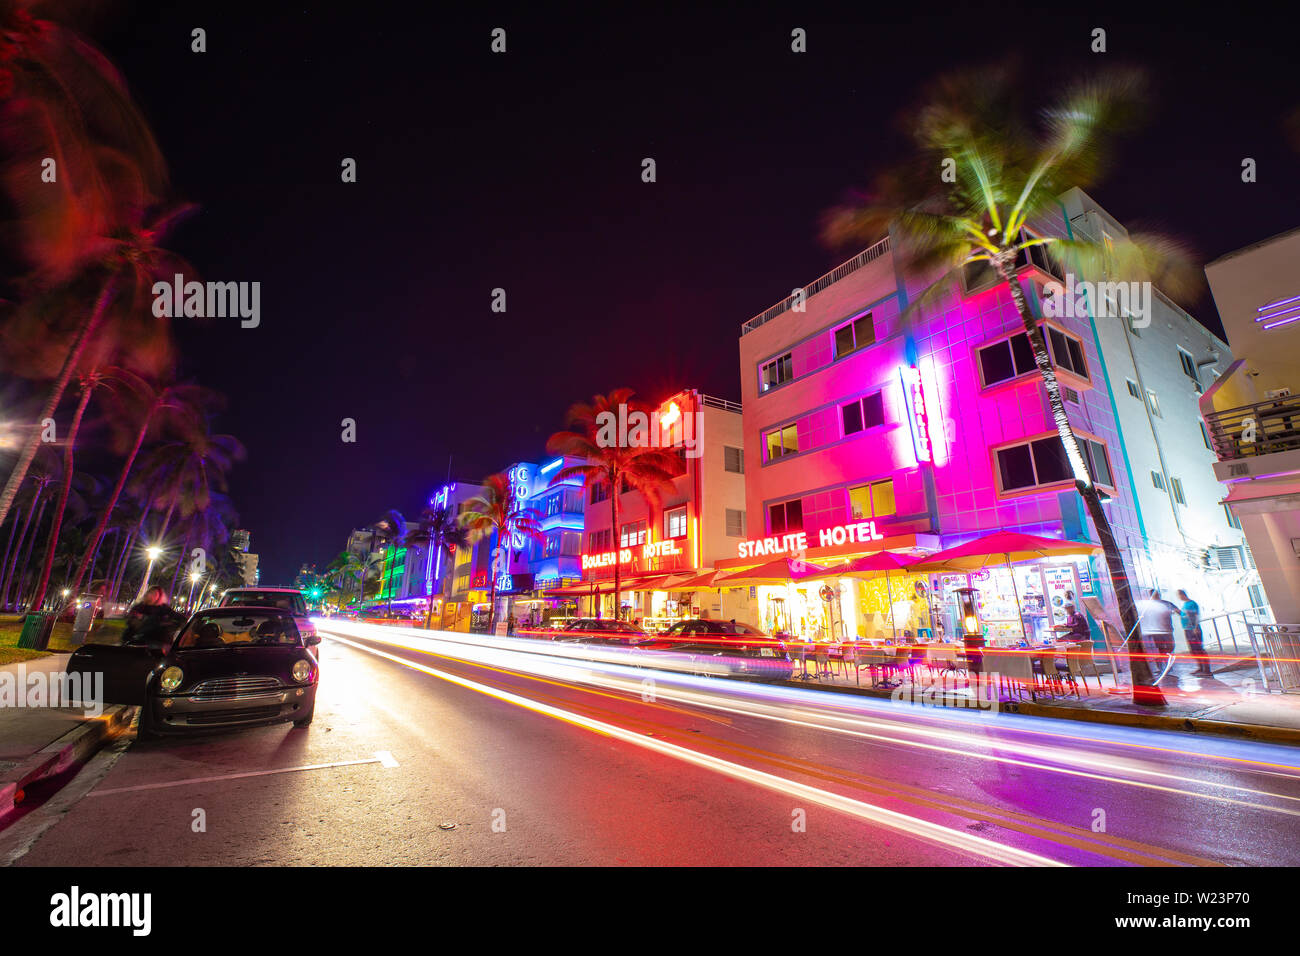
left=328, top=632, right=1064, bottom=866
left=87, top=752, right=398, bottom=798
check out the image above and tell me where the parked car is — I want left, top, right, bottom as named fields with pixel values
left=642, top=619, right=794, bottom=681
left=551, top=618, right=652, bottom=647
left=217, top=586, right=317, bottom=648
left=67, top=607, right=320, bottom=737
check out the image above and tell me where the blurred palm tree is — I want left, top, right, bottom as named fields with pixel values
left=546, top=389, right=680, bottom=621
left=458, top=474, right=542, bottom=632
left=325, top=549, right=382, bottom=612
left=67, top=378, right=230, bottom=596
left=370, top=510, right=409, bottom=616
left=0, top=450, right=56, bottom=609
left=403, top=504, right=469, bottom=628
left=166, top=490, right=237, bottom=600
left=821, top=67, right=1198, bottom=704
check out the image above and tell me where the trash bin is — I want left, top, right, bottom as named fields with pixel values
left=16, top=611, right=56, bottom=651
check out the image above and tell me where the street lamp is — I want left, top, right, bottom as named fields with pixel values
left=134, top=545, right=164, bottom=604
left=186, top=570, right=202, bottom=612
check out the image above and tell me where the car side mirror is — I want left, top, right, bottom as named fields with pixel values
left=305, top=634, right=321, bottom=646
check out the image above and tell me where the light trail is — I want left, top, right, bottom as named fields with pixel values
left=323, top=630, right=1064, bottom=866
left=316, top=621, right=1300, bottom=817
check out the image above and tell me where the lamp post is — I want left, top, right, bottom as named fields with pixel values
left=134, top=545, right=164, bottom=604
left=186, top=570, right=202, bottom=612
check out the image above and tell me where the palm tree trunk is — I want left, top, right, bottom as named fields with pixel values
left=111, top=523, right=142, bottom=604
left=3, top=493, right=43, bottom=609
left=66, top=405, right=153, bottom=596
left=1000, top=261, right=1163, bottom=705
left=86, top=527, right=110, bottom=594
left=13, top=496, right=49, bottom=611
left=0, top=502, right=27, bottom=608
left=31, top=379, right=95, bottom=611
left=610, top=479, right=620, bottom=621
left=0, top=278, right=117, bottom=528
left=168, top=527, right=193, bottom=598
left=385, top=539, right=396, bottom=616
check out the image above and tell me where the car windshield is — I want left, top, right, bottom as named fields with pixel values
left=177, top=611, right=301, bottom=648
left=221, top=591, right=307, bottom=615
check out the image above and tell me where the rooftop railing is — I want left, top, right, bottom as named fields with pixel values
left=1204, top=393, right=1300, bottom=460
left=740, top=236, right=892, bottom=336
left=699, top=394, right=742, bottom=412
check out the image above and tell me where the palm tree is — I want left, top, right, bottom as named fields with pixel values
left=403, top=505, right=469, bottom=628
left=821, top=68, right=1197, bottom=705
left=0, top=2, right=173, bottom=529
left=1, top=455, right=55, bottom=609
left=546, top=389, right=680, bottom=621
left=458, top=474, right=542, bottom=632
left=325, top=549, right=381, bottom=612
left=370, top=511, right=408, bottom=616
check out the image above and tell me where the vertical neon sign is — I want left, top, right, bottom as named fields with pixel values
left=900, top=365, right=933, bottom=464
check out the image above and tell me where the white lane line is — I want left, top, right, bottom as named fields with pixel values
left=327, top=631, right=1064, bottom=867
left=88, top=753, right=398, bottom=798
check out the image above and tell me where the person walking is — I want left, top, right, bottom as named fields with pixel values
left=1177, top=589, right=1212, bottom=676
left=1135, top=589, right=1177, bottom=676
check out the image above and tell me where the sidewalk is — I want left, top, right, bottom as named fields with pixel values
left=0, top=654, right=134, bottom=826
left=780, top=655, right=1300, bottom=745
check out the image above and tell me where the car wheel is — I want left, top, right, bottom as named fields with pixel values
left=293, top=704, right=315, bottom=728
left=136, top=702, right=161, bottom=739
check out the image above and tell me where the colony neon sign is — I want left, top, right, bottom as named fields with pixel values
left=581, top=539, right=682, bottom=569
left=900, top=365, right=933, bottom=464
left=737, top=520, right=884, bottom=559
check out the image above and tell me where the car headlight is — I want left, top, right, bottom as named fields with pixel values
left=159, top=666, right=184, bottom=692
left=291, top=659, right=313, bottom=683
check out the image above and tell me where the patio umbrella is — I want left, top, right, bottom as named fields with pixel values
left=714, top=557, right=831, bottom=586
left=909, top=531, right=1100, bottom=640
left=832, top=552, right=923, bottom=641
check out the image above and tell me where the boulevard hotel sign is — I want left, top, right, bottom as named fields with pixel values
left=736, top=520, right=884, bottom=559
left=581, top=539, right=683, bottom=571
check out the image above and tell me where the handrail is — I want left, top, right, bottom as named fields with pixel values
left=1204, top=394, right=1300, bottom=460
left=740, top=236, right=892, bottom=336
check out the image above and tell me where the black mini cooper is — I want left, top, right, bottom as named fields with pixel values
left=67, top=607, right=320, bottom=737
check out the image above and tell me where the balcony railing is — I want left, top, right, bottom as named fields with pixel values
left=1204, top=393, right=1300, bottom=460
left=740, top=236, right=892, bottom=336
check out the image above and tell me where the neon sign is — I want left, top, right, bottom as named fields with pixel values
left=581, top=539, right=683, bottom=570
left=736, top=520, right=884, bottom=559
left=508, top=464, right=533, bottom=550
left=901, top=365, right=933, bottom=463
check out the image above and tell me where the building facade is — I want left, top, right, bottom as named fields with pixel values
left=1201, top=226, right=1300, bottom=623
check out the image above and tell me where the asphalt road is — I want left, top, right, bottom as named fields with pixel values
left=6, top=622, right=1300, bottom=866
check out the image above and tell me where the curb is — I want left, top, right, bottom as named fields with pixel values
left=776, top=677, right=1300, bottom=746
left=0, top=705, right=136, bottom=827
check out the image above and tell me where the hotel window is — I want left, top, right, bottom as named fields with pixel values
left=562, top=488, right=584, bottom=513
left=768, top=498, right=804, bottom=535
left=1152, top=471, right=1167, bottom=491
left=1126, top=315, right=1142, bottom=337
left=1146, top=389, right=1162, bottom=418
left=723, top=446, right=744, bottom=473
left=1170, top=477, right=1187, bottom=506
left=1045, top=326, right=1088, bottom=378
left=544, top=531, right=561, bottom=558
left=543, top=493, right=562, bottom=517
left=665, top=507, right=688, bottom=539
left=1126, top=379, right=1141, bottom=399
left=764, top=423, right=799, bottom=462
left=1199, top=421, right=1212, bottom=450
left=995, top=434, right=1112, bottom=493
left=1013, top=235, right=1062, bottom=278
left=590, top=482, right=608, bottom=504
left=760, top=353, right=793, bottom=392
left=1080, top=438, right=1113, bottom=487
left=977, top=332, right=1037, bottom=387
left=725, top=508, right=746, bottom=538
left=620, top=521, right=647, bottom=548
left=1225, top=506, right=1242, bottom=530
left=832, top=313, right=875, bottom=359
left=561, top=531, right=582, bottom=556
left=1179, top=348, right=1199, bottom=384
left=848, top=479, right=896, bottom=520
left=589, top=529, right=612, bottom=552
left=841, top=391, right=885, bottom=436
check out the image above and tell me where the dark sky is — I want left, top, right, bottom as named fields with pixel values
left=82, top=2, right=1299, bottom=583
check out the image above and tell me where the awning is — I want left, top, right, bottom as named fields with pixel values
left=713, top=531, right=940, bottom=570
left=908, top=530, right=1100, bottom=571
left=714, top=558, right=834, bottom=587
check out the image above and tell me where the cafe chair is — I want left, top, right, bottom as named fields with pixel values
left=812, top=642, right=832, bottom=680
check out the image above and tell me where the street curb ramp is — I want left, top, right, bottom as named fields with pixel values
left=0, top=705, right=135, bottom=828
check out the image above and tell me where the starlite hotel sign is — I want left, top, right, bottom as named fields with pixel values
left=737, top=520, right=884, bottom=559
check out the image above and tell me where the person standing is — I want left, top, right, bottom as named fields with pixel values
left=121, top=586, right=186, bottom=651
left=1177, top=589, right=1212, bottom=675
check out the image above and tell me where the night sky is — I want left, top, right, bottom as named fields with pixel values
left=81, top=3, right=1299, bottom=583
